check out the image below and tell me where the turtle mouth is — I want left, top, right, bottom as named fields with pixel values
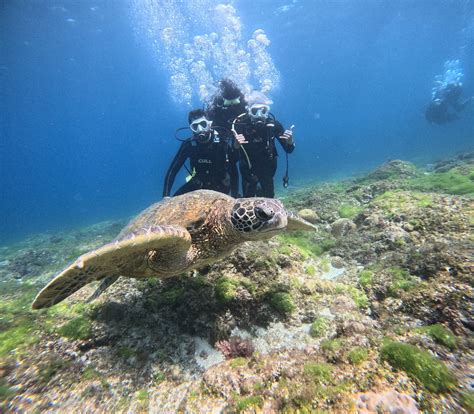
left=259, top=213, right=287, bottom=233
left=286, top=212, right=318, bottom=231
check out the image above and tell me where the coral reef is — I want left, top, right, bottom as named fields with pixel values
left=0, top=155, right=472, bottom=413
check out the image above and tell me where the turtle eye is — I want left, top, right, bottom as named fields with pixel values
left=254, top=206, right=274, bottom=221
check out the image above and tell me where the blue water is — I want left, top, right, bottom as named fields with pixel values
left=2, top=1, right=473, bottom=244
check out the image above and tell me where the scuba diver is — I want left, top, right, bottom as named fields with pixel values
left=232, top=91, right=295, bottom=198
left=425, top=82, right=472, bottom=125
left=207, top=78, right=248, bottom=136
left=163, top=109, right=239, bottom=197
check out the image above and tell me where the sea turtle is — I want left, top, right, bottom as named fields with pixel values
left=32, top=190, right=317, bottom=309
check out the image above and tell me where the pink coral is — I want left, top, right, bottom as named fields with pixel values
left=215, top=336, right=255, bottom=359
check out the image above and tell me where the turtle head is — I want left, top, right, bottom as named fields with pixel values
left=230, top=197, right=317, bottom=240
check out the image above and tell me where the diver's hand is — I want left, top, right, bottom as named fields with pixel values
left=280, top=130, right=294, bottom=145
left=233, top=132, right=248, bottom=146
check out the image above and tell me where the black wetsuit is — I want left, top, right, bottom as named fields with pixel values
left=207, top=97, right=248, bottom=139
left=163, top=131, right=238, bottom=198
left=233, top=115, right=295, bottom=198
left=425, top=100, right=458, bottom=124
left=425, top=83, right=471, bottom=125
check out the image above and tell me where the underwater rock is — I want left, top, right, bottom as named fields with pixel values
left=338, top=319, right=368, bottom=337
left=331, top=218, right=356, bottom=238
left=95, top=302, right=127, bottom=323
left=297, top=208, right=319, bottom=223
left=203, top=361, right=255, bottom=399
left=354, top=389, right=419, bottom=413
left=360, top=160, right=420, bottom=182
left=7, top=249, right=54, bottom=279
left=330, top=256, right=345, bottom=268
left=432, top=151, right=474, bottom=173
left=330, top=295, right=358, bottom=314
left=148, top=382, right=194, bottom=413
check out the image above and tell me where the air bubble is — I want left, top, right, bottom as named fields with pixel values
left=131, top=0, right=280, bottom=105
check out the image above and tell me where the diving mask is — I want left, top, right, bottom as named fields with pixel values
left=249, top=104, right=270, bottom=121
left=223, top=97, right=241, bottom=106
left=190, top=117, right=212, bottom=133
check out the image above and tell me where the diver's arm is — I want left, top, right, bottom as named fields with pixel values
left=162, top=142, right=189, bottom=197
left=274, top=120, right=295, bottom=154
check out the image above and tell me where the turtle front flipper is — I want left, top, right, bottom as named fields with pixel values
left=32, top=225, right=192, bottom=309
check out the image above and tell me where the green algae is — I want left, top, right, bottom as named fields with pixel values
left=386, top=267, right=418, bottom=297
left=82, top=366, right=100, bottom=380
left=408, top=167, right=474, bottom=195
left=278, top=232, right=336, bottom=258
left=215, top=276, right=239, bottom=305
left=417, top=324, right=457, bottom=350
left=334, top=283, right=369, bottom=309
left=153, top=370, right=166, bottom=384
left=347, top=347, right=369, bottom=365
left=230, top=357, right=247, bottom=368
left=117, top=346, right=137, bottom=359
left=41, top=302, right=96, bottom=341
left=277, top=233, right=315, bottom=258
left=358, top=269, right=374, bottom=288
left=235, top=395, right=263, bottom=413
left=282, top=362, right=351, bottom=411
left=58, top=315, right=92, bottom=340
left=0, top=283, right=41, bottom=357
left=214, top=276, right=257, bottom=305
left=303, top=362, right=333, bottom=384
left=0, top=379, right=15, bottom=402
left=267, top=291, right=295, bottom=313
left=0, top=283, right=38, bottom=323
left=372, top=190, right=434, bottom=215
left=160, top=286, right=186, bottom=306
left=0, top=322, right=39, bottom=357
left=309, top=317, right=330, bottom=338
left=315, top=238, right=338, bottom=256
left=380, top=341, right=457, bottom=393
left=320, top=257, right=331, bottom=273
left=348, top=287, right=369, bottom=309
left=285, top=380, right=350, bottom=413
left=305, top=265, right=316, bottom=276
left=460, top=390, right=474, bottom=412
left=135, top=389, right=149, bottom=409
left=338, top=204, right=362, bottom=219
left=321, top=339, right=343, bottom=354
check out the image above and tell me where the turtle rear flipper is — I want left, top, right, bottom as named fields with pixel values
left=32, top=225, right=191, bottom=309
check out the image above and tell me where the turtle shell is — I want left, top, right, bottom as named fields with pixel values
left=117, top=190, right=234, bottom=240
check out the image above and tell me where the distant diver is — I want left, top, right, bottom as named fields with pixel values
left=163, top=109, right=239, bottom=197
left=426, top=60, right=472, bottom=125
left=425, top=83, right=472, bottom=124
